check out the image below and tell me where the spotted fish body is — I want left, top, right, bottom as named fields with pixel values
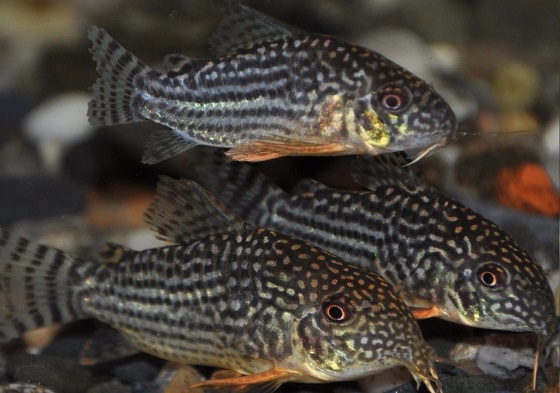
left=0, top=178, right=441, bottom=393
left=195, top=151, right=559, bottom=347
left=87, top=0, right=456, bottom=164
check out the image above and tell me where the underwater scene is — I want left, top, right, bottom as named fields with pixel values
left=0, top=1, right=558, bottom=392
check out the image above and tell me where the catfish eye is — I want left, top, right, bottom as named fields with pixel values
left=477, top=264, right=508, bottom=288
left=322, top=294, right=354, bottom=323
left=377, top=84, right=411, bottom=112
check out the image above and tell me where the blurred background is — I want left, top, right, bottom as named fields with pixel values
left=0, top=0, right=558, bottom=392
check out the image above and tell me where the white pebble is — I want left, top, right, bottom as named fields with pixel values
left=23, top=92, right=95, bottom=173
left=539, top=113, right=559, bottom=189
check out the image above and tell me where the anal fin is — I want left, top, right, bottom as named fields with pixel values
left=142, top=129, right=198, bottom=165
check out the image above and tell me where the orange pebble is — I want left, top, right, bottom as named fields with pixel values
left=84, top=183, right=155, bottom=229
left=495, top=162, right=560, bottom=216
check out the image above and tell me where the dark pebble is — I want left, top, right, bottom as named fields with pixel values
left=41, top=321, right=97, bottom=359
left=4, top=351, right=99, bottom=393
left=0, top=175, right=86, bottom=227
left=87, top=380, right=131, bottom=393
left=107, top=354, right=163, bottom=385
left=61, top=124, right=165, bottom=187
left=0, top=91, right=40, bottom=136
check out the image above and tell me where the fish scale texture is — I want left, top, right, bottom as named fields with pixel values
left=193, top=150, right=558, bottom=347
left=87, top=0, right=457, bottom=163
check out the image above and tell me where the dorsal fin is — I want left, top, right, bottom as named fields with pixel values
left=192, top=148, right=287, bottom=227
left=352, top=152, right=432, bottom=194
left=209, top=0, right=304, bottom=57
left=144, top=176, right=251, bottom=245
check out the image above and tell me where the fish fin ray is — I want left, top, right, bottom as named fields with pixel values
left=190, top=367, right=298, bottom=393
left=410, top=305, right=442, bottom=320
left=226, top=138, right=348, bottom=162
left=145, top=176, right=250, bottom=244
left=0, top=229, right=94, bottom=342
left=210, top=0, right=303, bottom=57
left=193, top=149, right=286, bottom=227
left=395, top=289, right=441, bottom=319
left=352, top=152, right=431, bottom=193
left=87, top=25, right=150, bottom=126
left=80, top=327, right=140, bottom=365
left=142, top=129, right=198, bottom=164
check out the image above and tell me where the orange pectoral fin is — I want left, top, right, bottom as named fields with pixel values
left=189, top=367, right=301, bottom=393
left=395, top=290, right=442, bottom=320
left=226, top=139, right=348, bottom=162
left=410, top=305, right=442, bottom=319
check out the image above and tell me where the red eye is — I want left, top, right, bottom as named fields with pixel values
left=377, top=85, right=411, bottom=112
left=477, top=264, right=508, bottom=288
left=322, top=294, right=354, bottom=323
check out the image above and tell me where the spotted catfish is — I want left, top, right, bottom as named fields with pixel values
left=87, top=0, right=456, bottom=163
left=0, top=177, right=441, bottom=393
left=194, top=151, right=559, bottom=348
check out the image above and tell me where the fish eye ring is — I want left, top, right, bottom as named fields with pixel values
left=375, top=84, right=412, bottom=112
left=477, top=263, right=509, bottom=289
left=322, top=294, right=355, bottom=323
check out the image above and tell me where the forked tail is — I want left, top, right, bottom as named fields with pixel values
left=0, top=229, right=95, bottom=342
left=87, top=25, right=150, bottom=126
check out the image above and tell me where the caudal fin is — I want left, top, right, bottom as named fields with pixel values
left=193, top=149, right=287, bottom=227
left=87, top=25, right=150, bottom=126
left=0, top=229, right=95, bottom=342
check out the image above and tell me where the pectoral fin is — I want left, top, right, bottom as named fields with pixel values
left=410, top=305, right=442, bottom=319
left=396, top=291, right=442, bottom=320
left=188, top=367, right=301, bottom=393
left=226, top=139, right=348, bottom=162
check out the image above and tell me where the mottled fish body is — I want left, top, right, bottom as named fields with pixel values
left=87, top=0, right=456, bottom=163
left=0, top=178, right=441, bottom=393
left=195, top=151, right=558, bottom=347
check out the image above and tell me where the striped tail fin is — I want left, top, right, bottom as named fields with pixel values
left=193, top=149, right=287, bottom=227
left=87, top=25, right=151, bottom=126
left=0, top=229, right=95, bottom=342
